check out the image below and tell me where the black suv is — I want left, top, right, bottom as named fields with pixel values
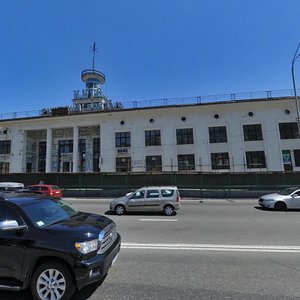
left=0, top=192, right=121, bottom=300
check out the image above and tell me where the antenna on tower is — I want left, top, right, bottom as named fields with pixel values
left=91, top=41, right=98, bottom=70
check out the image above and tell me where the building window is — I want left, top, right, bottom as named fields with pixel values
left=145, top=130, right=161, bottom=146
left=209, top=126, right=227, bottom=143
left=294, top=149, right=300, bottom=167
left=116, top=157, right=131, bottom=172
left=243, top=124, right=263, bottom=141
left=211, top=152, right=230, bottom=170
left=279, top=122, right=299, bottom=139
left=177, top=154, right=195, bottom=170
left=0, top=140, right=11, bottom=154
left=0, top=162, right=9, bottom=173
left=93, top=138, right=100, bottom=172
left=246, top=151, right=266, bottom=168
left=38, top=141, right=46, bottom=173
left=176, top=128, right=194, bottom=145
left=58, top=140, right=73, bottom=154
left=115, top=132, right=131, bottom=148
left=79, top=139, right=86, bottom=172
left=146, top=155, right=162, bottom=172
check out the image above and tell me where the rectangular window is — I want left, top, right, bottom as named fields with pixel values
left=177, top=154, right=195, bottom=170
left=0, top=140, right=11, bottom=154
left=79, top=139, right=86, bottom=154
left=79, top=139, right=86, bottom=172
left=0, top=162, right=9, bottom=173
left=294, top=149, right=300, bottom=167
left=93, top=138, right=100, bottom=172
left=176, top=128, right=194, bottom=145
left=246, top=151, right=266, bottom=168
left=116, top=157, right=131, bottom=172
left=279, top=122, right=299, bottom=139
left=38, top=141, right=46, bottom=173
left=58, top=140, right=73, bottom=154
left=115, top=132, right=131, bottom=148
left=211, top=152, right=230, bottom=170
left=145, top=130, right=161, bottom=146
left=146, top=155, right=162, bottom=172
left=243, top=124, right=263, bottom=141
left=209, top=126, right=227, bottom=143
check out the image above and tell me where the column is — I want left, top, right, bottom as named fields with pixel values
left=73, top=126, right=79, bottom=172
left=46, top=128, right=52, bottom=173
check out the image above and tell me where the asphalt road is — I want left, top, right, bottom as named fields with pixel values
left=3, top=198, right=300, bottom=299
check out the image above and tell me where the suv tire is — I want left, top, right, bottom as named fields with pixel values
left=31, top=261, right=75, bottom=300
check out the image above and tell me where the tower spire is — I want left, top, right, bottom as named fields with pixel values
left=91, top=41, right=98, bottom=70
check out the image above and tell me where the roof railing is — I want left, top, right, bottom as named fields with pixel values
left=0, top=88, right=297, bottom=121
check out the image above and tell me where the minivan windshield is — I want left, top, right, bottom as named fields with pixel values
left=21, top=199, right=79, bottom=227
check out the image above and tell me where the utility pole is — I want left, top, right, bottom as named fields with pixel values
left=291, top=42, right=300, bottom=136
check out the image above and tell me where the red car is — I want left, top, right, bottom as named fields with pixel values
left=26, top=184, right=63, bottom=198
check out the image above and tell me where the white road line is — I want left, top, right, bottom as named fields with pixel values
left=121, top=243, right=300, bottom=253
left=139, top=219, right=178, bottom=222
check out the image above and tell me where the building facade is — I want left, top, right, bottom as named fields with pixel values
left=0, top=68, right=299, bottom=174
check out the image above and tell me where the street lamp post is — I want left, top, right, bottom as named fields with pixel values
left=291, top=42, right=300, bottom=135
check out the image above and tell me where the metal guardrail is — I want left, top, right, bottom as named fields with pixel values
left=0, top=88, right=297, bottom=121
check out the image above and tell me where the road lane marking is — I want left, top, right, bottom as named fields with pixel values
left=139, top=219, right=178, bottom=222
left=121, top=243, right=300, bottom=253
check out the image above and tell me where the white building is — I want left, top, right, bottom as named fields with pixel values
left=0, top=66, right=299, bottom=174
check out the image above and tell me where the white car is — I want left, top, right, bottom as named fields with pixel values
left=258, top=187, right=300, bottom=211
left=0, top=182, right=24, bottom=192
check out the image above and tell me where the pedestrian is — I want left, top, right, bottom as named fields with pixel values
left=39, top=179, right=44, bottom=185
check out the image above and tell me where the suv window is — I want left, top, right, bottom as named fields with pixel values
left=41, top=186, right=49, bottom=191
left=161, top=189, right=175, bottom=197
left=0, top=204, right=25, bottom=225
left=146, top=190, right=160, bottom=198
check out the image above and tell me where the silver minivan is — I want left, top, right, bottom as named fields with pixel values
left=110, top=186, right=181, bottom=216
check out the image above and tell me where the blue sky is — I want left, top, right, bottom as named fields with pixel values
left=1, top=0, right=300, bottom=113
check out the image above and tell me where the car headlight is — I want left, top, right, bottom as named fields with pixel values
left=75, top=239, right=98, bottom=254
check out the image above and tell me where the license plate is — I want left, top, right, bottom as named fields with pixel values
left=111, top=253, right=119, bottom=266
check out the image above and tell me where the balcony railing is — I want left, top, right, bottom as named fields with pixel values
left=0, top=88, right=297, bottom=121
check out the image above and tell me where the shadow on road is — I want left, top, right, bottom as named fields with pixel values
left=0, top=278, right=105, bottom=300
left=104, top=210, right=177, bottom=217
left=254, top=206, right=300, bottom=212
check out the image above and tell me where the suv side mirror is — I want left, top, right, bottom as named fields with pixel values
left=0, top=220, right=27, bottom=231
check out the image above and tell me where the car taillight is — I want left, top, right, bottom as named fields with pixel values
left=176, top=194, right=181, bottom=202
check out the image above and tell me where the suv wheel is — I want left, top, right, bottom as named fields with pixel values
left=163, top=205, right=174, bottom=216
left=31, top=261, right=75, bottom=300
left=115, top=204, right=126, bottom=216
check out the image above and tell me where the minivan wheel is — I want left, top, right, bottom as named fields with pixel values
left=115, top=205, right=126, bottom=216
left=274, top=201, right=287, bottom=211
left=31, top=261, right=75, bottom=300
left=163, top=205, right=174, bottom=216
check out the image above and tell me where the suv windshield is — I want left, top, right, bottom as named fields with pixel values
left=20, top=199, right=79, bottom=227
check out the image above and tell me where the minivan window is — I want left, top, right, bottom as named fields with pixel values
left=161, top=189, right=175, bottom=197
left=146, top=190, right=160, bottom=198
left=131, top=190, right=145, bottom=199
left=31, top=186, right=40, bottom=191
